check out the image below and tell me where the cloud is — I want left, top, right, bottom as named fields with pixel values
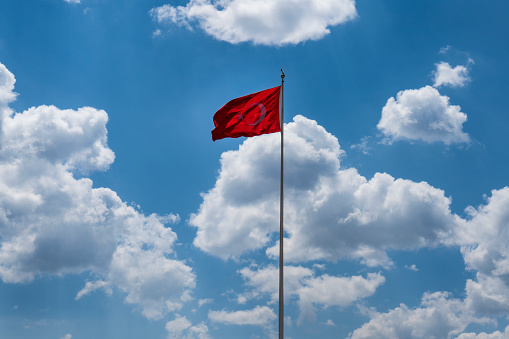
left=238, top=265, right=384, bottom=323
left=377, top=85, right=470, bottom=144
left=350, top=187, right=509, bottom=336
left=350, top=136, right=373, bottom=155
left=349, top=292, right=479, bottom=339
left=439, top=45, right=451, bottom=54
left=0, top=62, right=17, bottom=104
left=433, top=61, right=471, bottom=88
left=192, top=113, right=509, bottom=332
left=455, top=188, right=509, bottom=316
left=198, top=298, right=213, bottom=307
left=191, top=115, right=461, bottom=267
left=208, top=305, right=277, bottom=326
left=166, top=316, right=210, bottom=339
left=2, top=105, right=115, bottom=172
left=60, top=335, right=72, bottom=339
left=150, top=0, right=357, bottom=45
left=405, top=264, right=419, bottom=272
left=0, top=61, right=195, bottom=320
left=75, top=280, right=112, bottom=300
left=457, top=326, right=509, bottom=339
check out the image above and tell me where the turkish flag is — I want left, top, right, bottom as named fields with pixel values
left=212, top=86, right=281, bottom=141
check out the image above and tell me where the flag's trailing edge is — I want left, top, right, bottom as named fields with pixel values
left=211, top=86, right=281, bottom=141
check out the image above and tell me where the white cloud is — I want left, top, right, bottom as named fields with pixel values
left=208, top=305, right=277, bottom=326
left=64, top=0, right=81, bottom=4
left=405, top=264, right=419, bottom=272
left=453, top=188, right=509, bottom=316
left=350, top=136, right=373, bottom=155
left=377, top=85, right=470, bottom=144
left=349, top=292, right=478, bottom=339
left=198, top=298, right=213, bottom=307
left=457, top=326, right=509, bottom=339
left=75, top=280, right=112, bottom=300
left=297, top=272, right=385, bottom=323
left=433, top=61, right=471, bottom=88
left=0, top=62, right=17, bottom=105
left=191, top=115, right=461, bottom=267
left=238, top=265, right=384, bottom=323
left=2, top=105, right=115, bottom=172
left=166, top=316, right=210, bottom=339
left=60, top=335, right=72, bottom=339
left=350, top=186, right=509, bottom=337
left=439, top=45, right=451, bottom=54
left=238, top=265, right=314, bottom=303
left=0, top=61, right=195, bottom=320
left=150, top=0, right=357, bottom=45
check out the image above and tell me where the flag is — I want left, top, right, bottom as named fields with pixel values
left=212, top=86, right=281, bottom=141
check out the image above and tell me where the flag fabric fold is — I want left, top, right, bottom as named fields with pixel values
left=212, top=86, right=281, bottom=141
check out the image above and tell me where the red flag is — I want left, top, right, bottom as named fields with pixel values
left=212, top=86, right=281, bottom=141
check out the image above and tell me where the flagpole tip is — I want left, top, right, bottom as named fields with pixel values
left=281, top=68, right=285, bottom=79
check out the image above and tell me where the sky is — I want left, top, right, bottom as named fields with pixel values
left=0, top=0, right=509, bottom=338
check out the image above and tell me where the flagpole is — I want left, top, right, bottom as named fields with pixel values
left=279, top=68, right=285, bottom=339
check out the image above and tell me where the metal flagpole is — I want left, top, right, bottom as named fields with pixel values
left=279, top=68, right=285, bottom=339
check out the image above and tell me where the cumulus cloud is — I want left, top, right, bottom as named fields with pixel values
left=433, top=61, right=471, bottom=88
left=454, top=188, right=509, bottom=317
left=0, top=63, right=17, bottom=105
left=192, top=112, right=509, bottom=333
left=377, top=85, right=470, bottom=144
left=166, top=316, right=210, bottom=339
left=238, top=265, right=384, bottom=323
left=349, top=186, right=509, bottom=337
left=349, top=292, right=481, bottom=339
left=191, top=115, right=461, bottom=266
left=457, top=326, right=509, bottom=339
left=0, top=61, right=195, bottom=320
left=208, top=305, right=277, bottom=326
left=150, top=0, right=357, bottom=45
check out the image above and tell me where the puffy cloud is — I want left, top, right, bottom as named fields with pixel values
left=0, top=61, right=195, bottom=320
left=377, top=85, right=470, bottom=144
left=350, top=186, right=509, bottom=336
left=0, top=62, right=17, bottom=105
left=298, top=272, right=385, bottom=323
left=349, top=292, right=478, bottom=339
left=2, top=105, right=115, bottom=172
left=150, top=0, right=357, bottom=45
left=238, top=265, right=314, bottom=304
left=465, top=275, right=509, bottom=316
left=457, top=188, right=509, bottom=276
left=433, top=61, right=471, bottom=88
left=454, top=188, right=509, bottom=316
left=238, top=265, right=384, bottom=323
left=208, top=305, right=277, bottom=326
left=457, top=326, right=509, bottom=339
left=166, top=315, right=210, bottom=339
left=191, top=115, right=461, bottom=266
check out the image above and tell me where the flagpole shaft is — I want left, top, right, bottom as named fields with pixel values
left=279, top=69, right=285, bottom=339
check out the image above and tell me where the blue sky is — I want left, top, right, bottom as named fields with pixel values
left=1, top=0, right=509, bottom=338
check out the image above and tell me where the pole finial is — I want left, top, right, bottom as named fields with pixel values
left=281, top=68, right=285, bottom=79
